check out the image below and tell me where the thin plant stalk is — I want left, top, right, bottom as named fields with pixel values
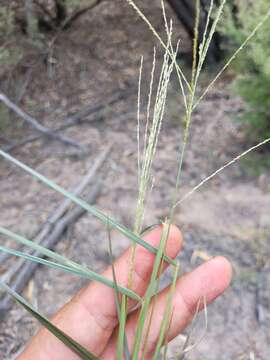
left=194, top=7, right=270, bottom=109
left=162, top=310, right=174, bottom=360
left=167, top=0, right=227, bottom=225
left=180, top=297, right=208, bottom=356
left=128, top=28, right=178, bottom=295
left=107, top=223, right=130, bottom=360
left=191, top=0, right=201, bottom=87
left=160, top=0, right=188, bottom=111
left=174, top=136, right=270, bottom=209
left=152, top=262, right=180, bottom=359
left=125, top=32, right=179, bottom=356
left=199, top=0, right=214, bottom=60
left=131, top=223, right=170, bottom=359
left=125, top=0, right=191, bottom=95
left=137, top=56, right=144, bottom=180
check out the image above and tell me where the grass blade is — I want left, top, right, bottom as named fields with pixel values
left=153, top=262, right=180, bottom=359
left=0, top=226, right=81, bottom=269
left=0, top=280, right=99, bottom=360
left=132, top=223, right=170, bottom=359
left=107, top=224, right=130, bottom=360
left=117, top=295, right=128, bottom=360
left=0, top=150, right=175, bottom=266
left=0, top=228, right=141, bottom=302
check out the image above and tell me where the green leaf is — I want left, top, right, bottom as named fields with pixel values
left=132, top=223, right=170, bottom=359
left=153, top=262, right=180, bottom=359
left=107, top=227, right=130, bottom=360
left=0, top=150, right=175, bottom=266
left=0, top=228, right=141, bottom=302
left=0, top=280, right=99, bottom=360
left=0, top=226, right=80, bottom=269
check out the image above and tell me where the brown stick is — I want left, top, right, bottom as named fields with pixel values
left=0, top=93, right=84, bottom=150
left=3, top=88, right=133, bottom=152
left=62, top=0, right=103, bottom=30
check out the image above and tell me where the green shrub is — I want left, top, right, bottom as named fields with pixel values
left=220, top=0, right=270, bottom=141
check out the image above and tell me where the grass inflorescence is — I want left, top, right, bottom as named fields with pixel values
left=0, top=0, right=270, bottom=359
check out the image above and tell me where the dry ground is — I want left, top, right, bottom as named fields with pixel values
left=0, top=1, right=270, bottom=359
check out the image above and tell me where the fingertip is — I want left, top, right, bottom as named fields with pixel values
left=197, top=255, right=233, bottom=304
left=174, top=255, right=233, bottom=316
left=208, top=256, right=233, bottom=291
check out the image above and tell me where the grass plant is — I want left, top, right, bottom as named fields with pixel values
left=0, top=1, right=270, bottom=359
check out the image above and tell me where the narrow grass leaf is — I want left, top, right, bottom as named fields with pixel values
left=0, top=280, right=99, bottom=360
left=132, top=223, right=170, bottom=359
left=117, top=295, right=128, bottom=360
left=0, top=229, right=141, bottom=302
left=107, top=224, right=130, bottom=360
left=153, top=262, right=180, bottom=359
left=0, top=226, right=81, bottom=269
left=0, top=150, right=175, bottom=266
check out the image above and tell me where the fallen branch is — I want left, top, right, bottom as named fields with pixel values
left=0, top=184, right=101, bottom=316
left=0, top=93, right=84, bottom=150
left=3, top=88, right=133, bottom=152
left=0, top=144, right=112, bottom=268
left=62, top=0, right=103, bottom=30
left=32, top=0, right=102, bottom=33
left=0, top=145, right=111, bottom=314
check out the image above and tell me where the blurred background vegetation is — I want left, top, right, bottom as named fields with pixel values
left=220, top=0, right=270, bottom=143
left=0, top=0, right=269, bottom=149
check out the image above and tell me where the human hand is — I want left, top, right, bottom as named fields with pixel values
left=18, top=225, right=232, bottom=359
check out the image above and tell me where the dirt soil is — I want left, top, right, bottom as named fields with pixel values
left=0, top=1, right=270, bottom=359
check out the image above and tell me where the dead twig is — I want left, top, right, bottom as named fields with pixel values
left=0, top=93, right=84, bottom=150
left=3, top=88, right=133, bottom=152
left=44, top=0, right=103, bottom=65
left=62, top=0, right=103, bottom=30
